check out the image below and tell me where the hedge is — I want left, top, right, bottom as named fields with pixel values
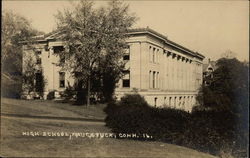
left=104, top=94, right=248, bottom=157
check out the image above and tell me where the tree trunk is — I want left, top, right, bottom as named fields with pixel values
left=87, top=76, right=90, bottom=106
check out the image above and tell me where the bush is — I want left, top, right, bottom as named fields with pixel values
left=183, top=110, right=237, bottom=155
left=1, top=82, right=22, bottom=99
left=105, top=94, right=189, bottom=142
left=47, top=91, right=55, bottom=100
left=60, top=85, right=76, bottom=102
left=119, top=94, right=149, bottom=107
left=104, top=94, right=247, bottom=157
left=104, top=94, right=151, bottom=135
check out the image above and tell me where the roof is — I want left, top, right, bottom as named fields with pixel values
left=203, top=60, right=217, bottom=72
left=128, top=28, right=205, bottom=59
left=22, top=27, right=205, bottom=59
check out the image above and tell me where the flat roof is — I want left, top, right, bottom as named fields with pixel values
left=21, top=27, right=205, bottom=59
left=128, top=28, right=205, bottom=59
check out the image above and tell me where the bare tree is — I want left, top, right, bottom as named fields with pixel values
left=220, top=50, right=237, bottom=59
left=55, top=0, right=136, bottom=105
left=1, top=10, right=43, bottom=98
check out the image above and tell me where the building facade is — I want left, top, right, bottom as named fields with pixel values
left=22, top=28, right=204, bottom=111
left=202, top=59, right=216, bottom=86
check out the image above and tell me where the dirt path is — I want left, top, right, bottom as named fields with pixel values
left=1, top=113, right=104, bottom=123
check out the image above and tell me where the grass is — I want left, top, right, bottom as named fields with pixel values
left=1, top=98, right=106, bottom=119
left=0, top=98, right=218, bottom=158
left=1, top=117, right=218, bottom=158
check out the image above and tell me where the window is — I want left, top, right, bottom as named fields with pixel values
left=179, top=97, right=182, bottom=107
left=157, top=49, right=159, bottom=63
left=157, top=72, right=159, bottom=89
left=60, top=56, right=65, bottom=63
left=36, top=57, right=41, bottom=64
left=123, top=54, right=130, bottom=60
left=122, top=80, right=130, bottom=87
left=169, top=97, right=172, bottom=106
left=174, top=97, right=177, bottom=107
left=125, top=45, right=130, bottom=53
left=53, top=46, right=64, bottom=54
left=153, top=71, right=155, bottom=88
left=35, top=72, right=43, bottom=92
left=59, top=72, right=65, bottom=88
left=123, top=45, right=130, bottom=60
left=154, top=97, right=157, bottom=107
left=36, top=51, right=42, bottom=55
left=153, top=48, right=155, bottom=63
left=122, top=70, right=130, bottom=88
left=54, top=46, right=65, bottom=63
left=149, top=71, right=151, bottom=88
left=44, top=45, right=49, bottom=51
left=149, top=46, right=152, bottom=62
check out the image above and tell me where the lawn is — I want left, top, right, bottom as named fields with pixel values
left=0, top=98, right=218, bottom=158
left=1, top=98, right=106, bottom=120
left=1, top=116, right=217, bottom=158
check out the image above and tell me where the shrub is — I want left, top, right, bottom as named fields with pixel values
left=104, top=94, right=189, bottom=142
left=150, top=108, right=189, bottom=144
left=183, top=110, right=237, bottom=155
left=119, top=93, right=149, bottom=107
left=104, top=93, right=247, bottom=157
left=104, top=94, right=151, bottom=136
left=1, top=82, right=22, bottom=99
left=60, top=85, right=76, bottom=102
left=47, top=91, right=55, bottom=100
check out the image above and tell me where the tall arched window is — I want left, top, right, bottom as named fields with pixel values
left=153, top=71, right=156, bottom=88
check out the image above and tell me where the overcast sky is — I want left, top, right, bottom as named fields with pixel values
left=3, top=0, right=249, bottom=61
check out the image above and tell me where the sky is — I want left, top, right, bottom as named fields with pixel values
left=2, top=0, right=249, bottom=62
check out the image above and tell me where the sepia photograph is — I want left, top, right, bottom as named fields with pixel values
left=1, top=0, right=249, bottom=157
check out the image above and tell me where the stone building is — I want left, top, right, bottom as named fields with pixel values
left=22, top=28, right=204, bottom=111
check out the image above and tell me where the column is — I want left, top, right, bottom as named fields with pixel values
left=154, top=71, right=157, bottom=89
left=189, top=61, right=191, bottom=91
left=166, top=53, right=169, bottom=90
left=175, top=56, right=178, bottom=91
left=156, top=72, right=158, bottom=89
left=170, top=54, right=173, bottom=90
left=172, top=54, right=176, bottom=91
left=182, top=58, right=184, bottom=91
left=178, top=57, right=181, bottom=91
left=158, top=72, right=160, bottom=89
left=187, top=60, right=189, bottom=90
left=188, top=61, right=190, bottom=91
left=190, top=61, right=194, bottom=91
left=176, top=57, right=180, bottom=90
left=184, top=59, right=188, bottom=91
